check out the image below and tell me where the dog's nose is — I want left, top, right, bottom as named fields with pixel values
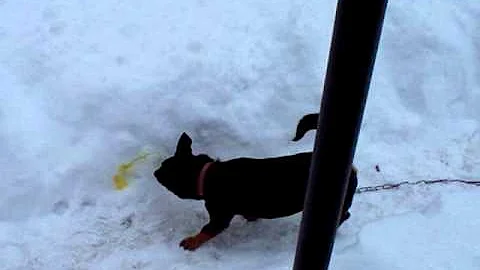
left=153, top=170, right=160, bottom=179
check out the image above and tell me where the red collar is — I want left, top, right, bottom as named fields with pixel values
left=197, top=162, right=214, bottom=197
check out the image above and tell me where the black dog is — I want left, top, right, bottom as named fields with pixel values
left=153, top=114, right=357, bottom=251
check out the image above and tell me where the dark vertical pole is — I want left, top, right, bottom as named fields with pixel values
left=292, top=1, right=388, bottom=270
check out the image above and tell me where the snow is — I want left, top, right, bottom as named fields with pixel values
left=1, top=0, right=479, bottom=269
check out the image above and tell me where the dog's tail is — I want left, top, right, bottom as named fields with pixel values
left=292, top=113, right=319, bottom=141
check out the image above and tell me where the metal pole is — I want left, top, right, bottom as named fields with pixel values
left=292, top=0, right=388, bottom=270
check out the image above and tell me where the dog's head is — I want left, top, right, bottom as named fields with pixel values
left=153, top=132, right=213, bottom=200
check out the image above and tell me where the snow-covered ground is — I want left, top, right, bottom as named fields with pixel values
left=1, top=0, right=479, bottom=269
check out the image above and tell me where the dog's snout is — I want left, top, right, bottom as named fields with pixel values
left=153, top=169, right=160, bottom=179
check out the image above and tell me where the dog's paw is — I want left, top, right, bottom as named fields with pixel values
left=338, top=211, right=351, bottom=226
left=179, top=232, right=213, bottom=251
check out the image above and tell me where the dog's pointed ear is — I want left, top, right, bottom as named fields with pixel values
left=175, top=132, right=193, bottom=156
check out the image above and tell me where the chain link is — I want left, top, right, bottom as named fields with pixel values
left=356, top=179, right=480, bottom=194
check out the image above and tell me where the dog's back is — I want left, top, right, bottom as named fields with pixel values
left=204, top=152, right=312, bottom=219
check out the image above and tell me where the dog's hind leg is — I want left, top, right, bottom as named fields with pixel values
left=338, top=166, right=358, bottom=226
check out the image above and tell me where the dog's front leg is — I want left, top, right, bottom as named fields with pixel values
left=179, top=231, right=214, bottom=251
left=180, top=210, right=234, bottom=251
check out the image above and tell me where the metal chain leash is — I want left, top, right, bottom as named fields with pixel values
left=356, top=179, right=480, bottom=194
